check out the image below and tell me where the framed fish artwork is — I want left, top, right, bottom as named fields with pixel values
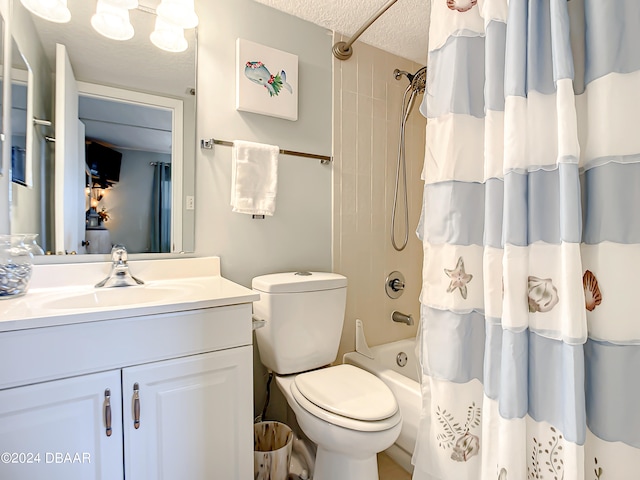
left=236, top=38, right=299, bottom=121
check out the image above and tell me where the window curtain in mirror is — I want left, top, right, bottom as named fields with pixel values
left=150, top=162, right=171, bottom=253
left=414, top=0, right=640, bottom=479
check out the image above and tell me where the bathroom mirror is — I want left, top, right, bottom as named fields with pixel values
left=0, top=13, right=4, bottom=177
left=10, top=41, right=30, bottom=187
left=5, top=0, right=196, bottom=255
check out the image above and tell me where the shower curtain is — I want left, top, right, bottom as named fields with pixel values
left=415, top=0, right=640, bottom=479
left=150, top=162, right=171, bottom=253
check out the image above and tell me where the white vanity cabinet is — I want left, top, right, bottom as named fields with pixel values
left=123, top=346, right=252, bottom=479
left=0, top=370, right=124, bottom=479
left=0, top=300, right=255, bottom=480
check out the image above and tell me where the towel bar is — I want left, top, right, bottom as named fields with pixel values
left=200, top=138, right=332, bottom=164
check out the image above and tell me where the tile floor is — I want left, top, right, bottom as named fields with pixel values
left=377, top=452, right=411, bottom=480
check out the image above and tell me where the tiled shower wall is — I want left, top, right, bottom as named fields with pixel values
left=332, top=35, right=426, bottom=361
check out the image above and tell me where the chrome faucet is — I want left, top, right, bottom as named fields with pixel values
left=95, top=245, right=144, bottom=288
left=391, top=310, right=414, bottom=326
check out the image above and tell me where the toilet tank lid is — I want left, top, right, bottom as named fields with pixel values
left=252, top=272, right=347, bottom=293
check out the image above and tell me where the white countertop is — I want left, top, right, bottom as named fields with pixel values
left=0, top=257, right=260, bottom=333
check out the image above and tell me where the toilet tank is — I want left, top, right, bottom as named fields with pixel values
left=252, top=272, right=347, bottom=375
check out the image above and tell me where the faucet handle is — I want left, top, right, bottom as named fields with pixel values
left=111, top=244, right=128, bottom=263
left=385, top=271, right=405, bottom=299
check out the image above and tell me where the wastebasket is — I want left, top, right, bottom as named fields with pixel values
left=254, top=421, right=294, bottom=480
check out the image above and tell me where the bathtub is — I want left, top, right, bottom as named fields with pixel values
left=343, top=338, right=422, bottom=473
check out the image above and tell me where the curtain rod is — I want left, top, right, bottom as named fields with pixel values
left=333, top=0, right=572, bottom=60
left=200, top=138, right=332, bottom=164
left=332, top=0, right=399, bottom=60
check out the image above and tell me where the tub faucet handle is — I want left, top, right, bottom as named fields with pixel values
left=385, top=271, right=406, bottom=299
left=389, top=278, right=404, bottom=292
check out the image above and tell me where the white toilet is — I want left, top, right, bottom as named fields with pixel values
left=252, top=272, right=402, bottom=480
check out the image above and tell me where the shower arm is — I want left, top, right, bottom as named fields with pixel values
left=332, top=0, right=399, bottom=60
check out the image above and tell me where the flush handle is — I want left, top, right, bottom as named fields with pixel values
left=104, top=389, right=112, bottom=437
left=252, top=315, right=266, bottom=330
left=133, top=383, right=140, bottom=429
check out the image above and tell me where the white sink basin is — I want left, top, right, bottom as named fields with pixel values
left=41, top=285, right=192, bottom=310
left=0, top=257, right=261, bottom=333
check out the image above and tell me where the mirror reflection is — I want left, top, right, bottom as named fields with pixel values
left=0, top=15, right=3, bottom=176
left=10, top=42, right=28, bottom=188
left=6, top=0, right=196, bottom=255
left=9, top=33, right=43, bottom=245
left=78, top=85, right=177, bottom=254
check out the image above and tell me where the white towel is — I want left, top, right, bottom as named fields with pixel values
left=230, top=140, right=279, bottom=216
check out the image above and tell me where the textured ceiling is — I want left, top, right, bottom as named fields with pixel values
left=253, top=0, right=431, bottom=65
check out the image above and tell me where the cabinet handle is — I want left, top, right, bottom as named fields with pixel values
left=133, top=383, right=140, bottom=429
left=104, top=389, right=112, bottom=437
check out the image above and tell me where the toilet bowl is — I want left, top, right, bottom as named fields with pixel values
left=252, top=272, right=402, bottom=480
left=276, top=366, right=402, bottom=480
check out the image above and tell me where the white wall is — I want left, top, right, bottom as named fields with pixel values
left=101, top=149, right=170, bottom=253
left=181, top=93, right=195, bottom=252
left=195, top=0, right=333, bottom=421
left=195, top=0, right=333, bottom=288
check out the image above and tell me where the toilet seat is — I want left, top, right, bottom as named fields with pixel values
left=290, top=365, right=401, bottom=432
left=295, top=364, right=398, bottom=421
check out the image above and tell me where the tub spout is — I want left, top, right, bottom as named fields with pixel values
left=392, top=310, right=414, bottom=326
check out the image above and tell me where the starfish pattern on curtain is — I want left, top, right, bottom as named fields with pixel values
left=414, top=1, right=640, bottom=479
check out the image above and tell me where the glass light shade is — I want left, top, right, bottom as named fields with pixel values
left=91, top=0, right=134, bottom=41
left=150, top=17, right=187, bottom=53
left=156, top=0, right=198, bottom=29
left=20, top=0, right=71, bottom=23
left=102, top=0, right=138, bottom=8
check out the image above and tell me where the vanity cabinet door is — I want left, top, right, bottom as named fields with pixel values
left=122, top=346, right=253, bottom=480
left=0, top=370, right=124, bottom=480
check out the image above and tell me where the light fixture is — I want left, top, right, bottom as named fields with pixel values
left=20, top=0, right=71, bottom=23
left=91, top=0, right=134, bottom=41
left=156, top=0, right=198, bottom=29
left=90, top=184, right=106, bottom=201
left=23, top=0, right=193, bottom=53
left=88, top=183, right=108, bottom=213
left=150, top=16, right=187, bottom=53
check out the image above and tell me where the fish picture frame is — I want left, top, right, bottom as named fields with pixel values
left=236, top=38, right=298, bottom=121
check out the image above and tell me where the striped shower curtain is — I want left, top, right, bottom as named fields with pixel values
left=415, top=0, right=640, bottom=479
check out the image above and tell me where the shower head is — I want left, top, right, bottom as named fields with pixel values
left=394, top=66, right=427, bottom=94
left=409, top=66, right=427, bottom=94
